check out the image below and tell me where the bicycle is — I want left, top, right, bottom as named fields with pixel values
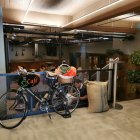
left=0, top=66, right=80, bottom=129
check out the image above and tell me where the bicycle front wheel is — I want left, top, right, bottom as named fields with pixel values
left=51, top=84, right=80, bottom=115
left=0, top=90, right=27, bottom=129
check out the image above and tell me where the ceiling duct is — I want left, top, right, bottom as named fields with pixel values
left=4, top=24, right=134, bottom=45
left=4, top=25, right=128, bottom=38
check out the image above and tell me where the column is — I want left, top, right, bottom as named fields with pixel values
left=80, top=44, right=86, bottom=69
left=0, top=7, right=7, bottom=114
left=0, top=7, right=6, bottom=73
left=35, top=43, right=39, bottom=57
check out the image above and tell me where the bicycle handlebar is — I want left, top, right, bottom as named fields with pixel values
left=17, top=66, right=36, bottom=76
left=17, top=66, right=27, bottom=75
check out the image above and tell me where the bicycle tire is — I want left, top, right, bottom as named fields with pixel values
left=51, top=84, right=80, bottom=115
left=0, top=90, right=28, bottom=129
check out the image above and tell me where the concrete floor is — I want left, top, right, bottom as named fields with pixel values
left=0, top=99, right=140, bottom=140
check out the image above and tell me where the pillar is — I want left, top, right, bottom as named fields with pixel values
left=0, top=7, right=7, bottom=113
left=80, top=44, right=86, bottom=69
left=35, top=43, right=39, bottom=57
left=0, top=7, right=6, bottom=73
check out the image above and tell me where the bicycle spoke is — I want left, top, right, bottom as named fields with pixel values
left=0, top=91, right=27, bottom=129
left=51, top=84, right=80, bottom=115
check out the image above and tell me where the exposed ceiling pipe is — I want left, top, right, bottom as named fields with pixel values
left=4, top=27, right=128, bottom=38
left=5, top=28, right=74, bottom=36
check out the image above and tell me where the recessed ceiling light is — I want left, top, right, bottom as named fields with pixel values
left=21, top=0, right=34, bottom=23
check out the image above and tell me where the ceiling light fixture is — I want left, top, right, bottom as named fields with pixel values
left=22, top=22, right=61, bottom=27
left=21, top=0, right=34, bottom=23
left=62, top=0, right=123, bottom=28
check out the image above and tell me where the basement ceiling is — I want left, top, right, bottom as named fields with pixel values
left=1, top=0, right=140, bottom=44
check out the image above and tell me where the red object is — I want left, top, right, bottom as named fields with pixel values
left=63, top=67, right=76, bottom=76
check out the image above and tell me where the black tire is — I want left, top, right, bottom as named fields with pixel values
left=51, top=84, right=80, bottom=115
left=0, top=90, right=28, bottom=129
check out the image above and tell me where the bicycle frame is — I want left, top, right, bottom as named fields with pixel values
left=19, top=87, right=43, bottom=103
left=17, top=82, right=61, bottom=106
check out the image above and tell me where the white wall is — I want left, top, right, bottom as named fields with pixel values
left=113, top=30, right=140, bottom=55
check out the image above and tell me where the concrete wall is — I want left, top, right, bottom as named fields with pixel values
left=9, top=46, right=34, bottom=61
left=9, top=44, right=59, bottom=62
left=62, top=41, right=113, bottom=54
left=62, top=41, right=113, bottom=68
left=113, top=30, right=140, bottom=55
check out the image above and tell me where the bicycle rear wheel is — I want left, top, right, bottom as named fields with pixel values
left=0, top=90, right=27, bottom=129
left=51, top=84, right=80, bottom=115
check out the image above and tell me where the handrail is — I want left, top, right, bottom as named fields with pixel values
left=102, top=64, right=109, bottom=70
